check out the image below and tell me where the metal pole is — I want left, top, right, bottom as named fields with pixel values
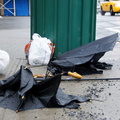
left=34, top=77, right=120, bottom=82
left=61, top=77, right=120, bottom=81
left=13, top=0, right=16, bottom=16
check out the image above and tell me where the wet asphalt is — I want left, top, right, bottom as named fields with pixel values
left=0, top=13, right=120, bottom=120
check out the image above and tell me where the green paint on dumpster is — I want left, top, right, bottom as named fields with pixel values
left=31, top=0, right=97, bottom=57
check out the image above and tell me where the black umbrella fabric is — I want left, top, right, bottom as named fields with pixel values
left=0, top=66, right=90, bottom=112
left=48, top=33, right=118, bottom=75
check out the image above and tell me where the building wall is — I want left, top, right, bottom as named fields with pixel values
left=15, top=0, right=29, bottom=16
left=1, top=0, right=29, bottom=16
left=4, top=0, right=13, bottom=16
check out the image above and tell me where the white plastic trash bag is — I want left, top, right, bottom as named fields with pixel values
left=28, top=33, right=53, bottom=66
left=0, top=50, right=10, bottom=74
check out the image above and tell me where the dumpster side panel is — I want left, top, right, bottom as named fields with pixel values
left=31, top=0, right=97, bottom=57
left=82, top=0, right=97, bottom=45
left=31, top=0, right=55, bottom=39
left=55, top=0, right=70, bottom=56
left=68, top=0, right=83, bottom=49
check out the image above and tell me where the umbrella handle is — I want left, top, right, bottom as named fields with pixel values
left=68, top=72, right=82, bottom=79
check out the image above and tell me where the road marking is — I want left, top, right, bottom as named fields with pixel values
left=106, top=27, right=120, bottom=33
left=0, top=16, right=2, bottom=18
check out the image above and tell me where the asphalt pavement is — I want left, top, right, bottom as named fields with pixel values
left=96, top=12, right=120, bottom=39
left=0, top=13, right=120, bottom=120
left=0, top=16, right=30, bottom=59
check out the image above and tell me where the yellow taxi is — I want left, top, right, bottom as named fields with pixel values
left=100, top=0, right=120, bottom=16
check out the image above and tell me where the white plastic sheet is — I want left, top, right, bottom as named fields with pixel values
left=0, top=50, right=10, bottom=73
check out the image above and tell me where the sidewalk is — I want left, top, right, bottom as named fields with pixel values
left=0, top=15, right=120, bottom=120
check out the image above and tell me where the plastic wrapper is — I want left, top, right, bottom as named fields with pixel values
left=0, top=50, right=10, bottom=74
left=25, top=33, right=54, bottom=66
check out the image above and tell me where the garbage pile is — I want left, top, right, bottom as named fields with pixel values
left=0, top=33, right=118, bottom=112
left=24, top=33, right=55, bottom=66
left=48, top=33, right=118, bottom=75
left=25, top=33, right=118, bottom=76
left=0, top=66, right=90, bottom=112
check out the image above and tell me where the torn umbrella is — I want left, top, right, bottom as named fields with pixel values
left=48, top=33, right=118, bottom=75
left=0, top=66, right=90, bottom=112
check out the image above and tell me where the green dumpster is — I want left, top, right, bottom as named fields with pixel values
left=31, top=0, right=97, bottom=57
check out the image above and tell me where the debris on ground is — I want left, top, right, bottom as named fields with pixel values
left=48, top=33, right=118, bottom=76
left=24, top=33, right=55, bottom=66
left=0, top=50, right=10, bottom=74
left=0, top=65, right=90, bottom=112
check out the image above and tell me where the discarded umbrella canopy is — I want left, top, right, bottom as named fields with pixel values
left=48, top=33, right=118, bottom=75
left=0, top=66, right=90, bottom=112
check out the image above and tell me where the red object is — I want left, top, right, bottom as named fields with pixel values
left=24, top=40, right=32, bottom=55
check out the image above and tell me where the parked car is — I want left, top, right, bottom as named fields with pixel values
left=100, top=0, right=120, bottom=16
